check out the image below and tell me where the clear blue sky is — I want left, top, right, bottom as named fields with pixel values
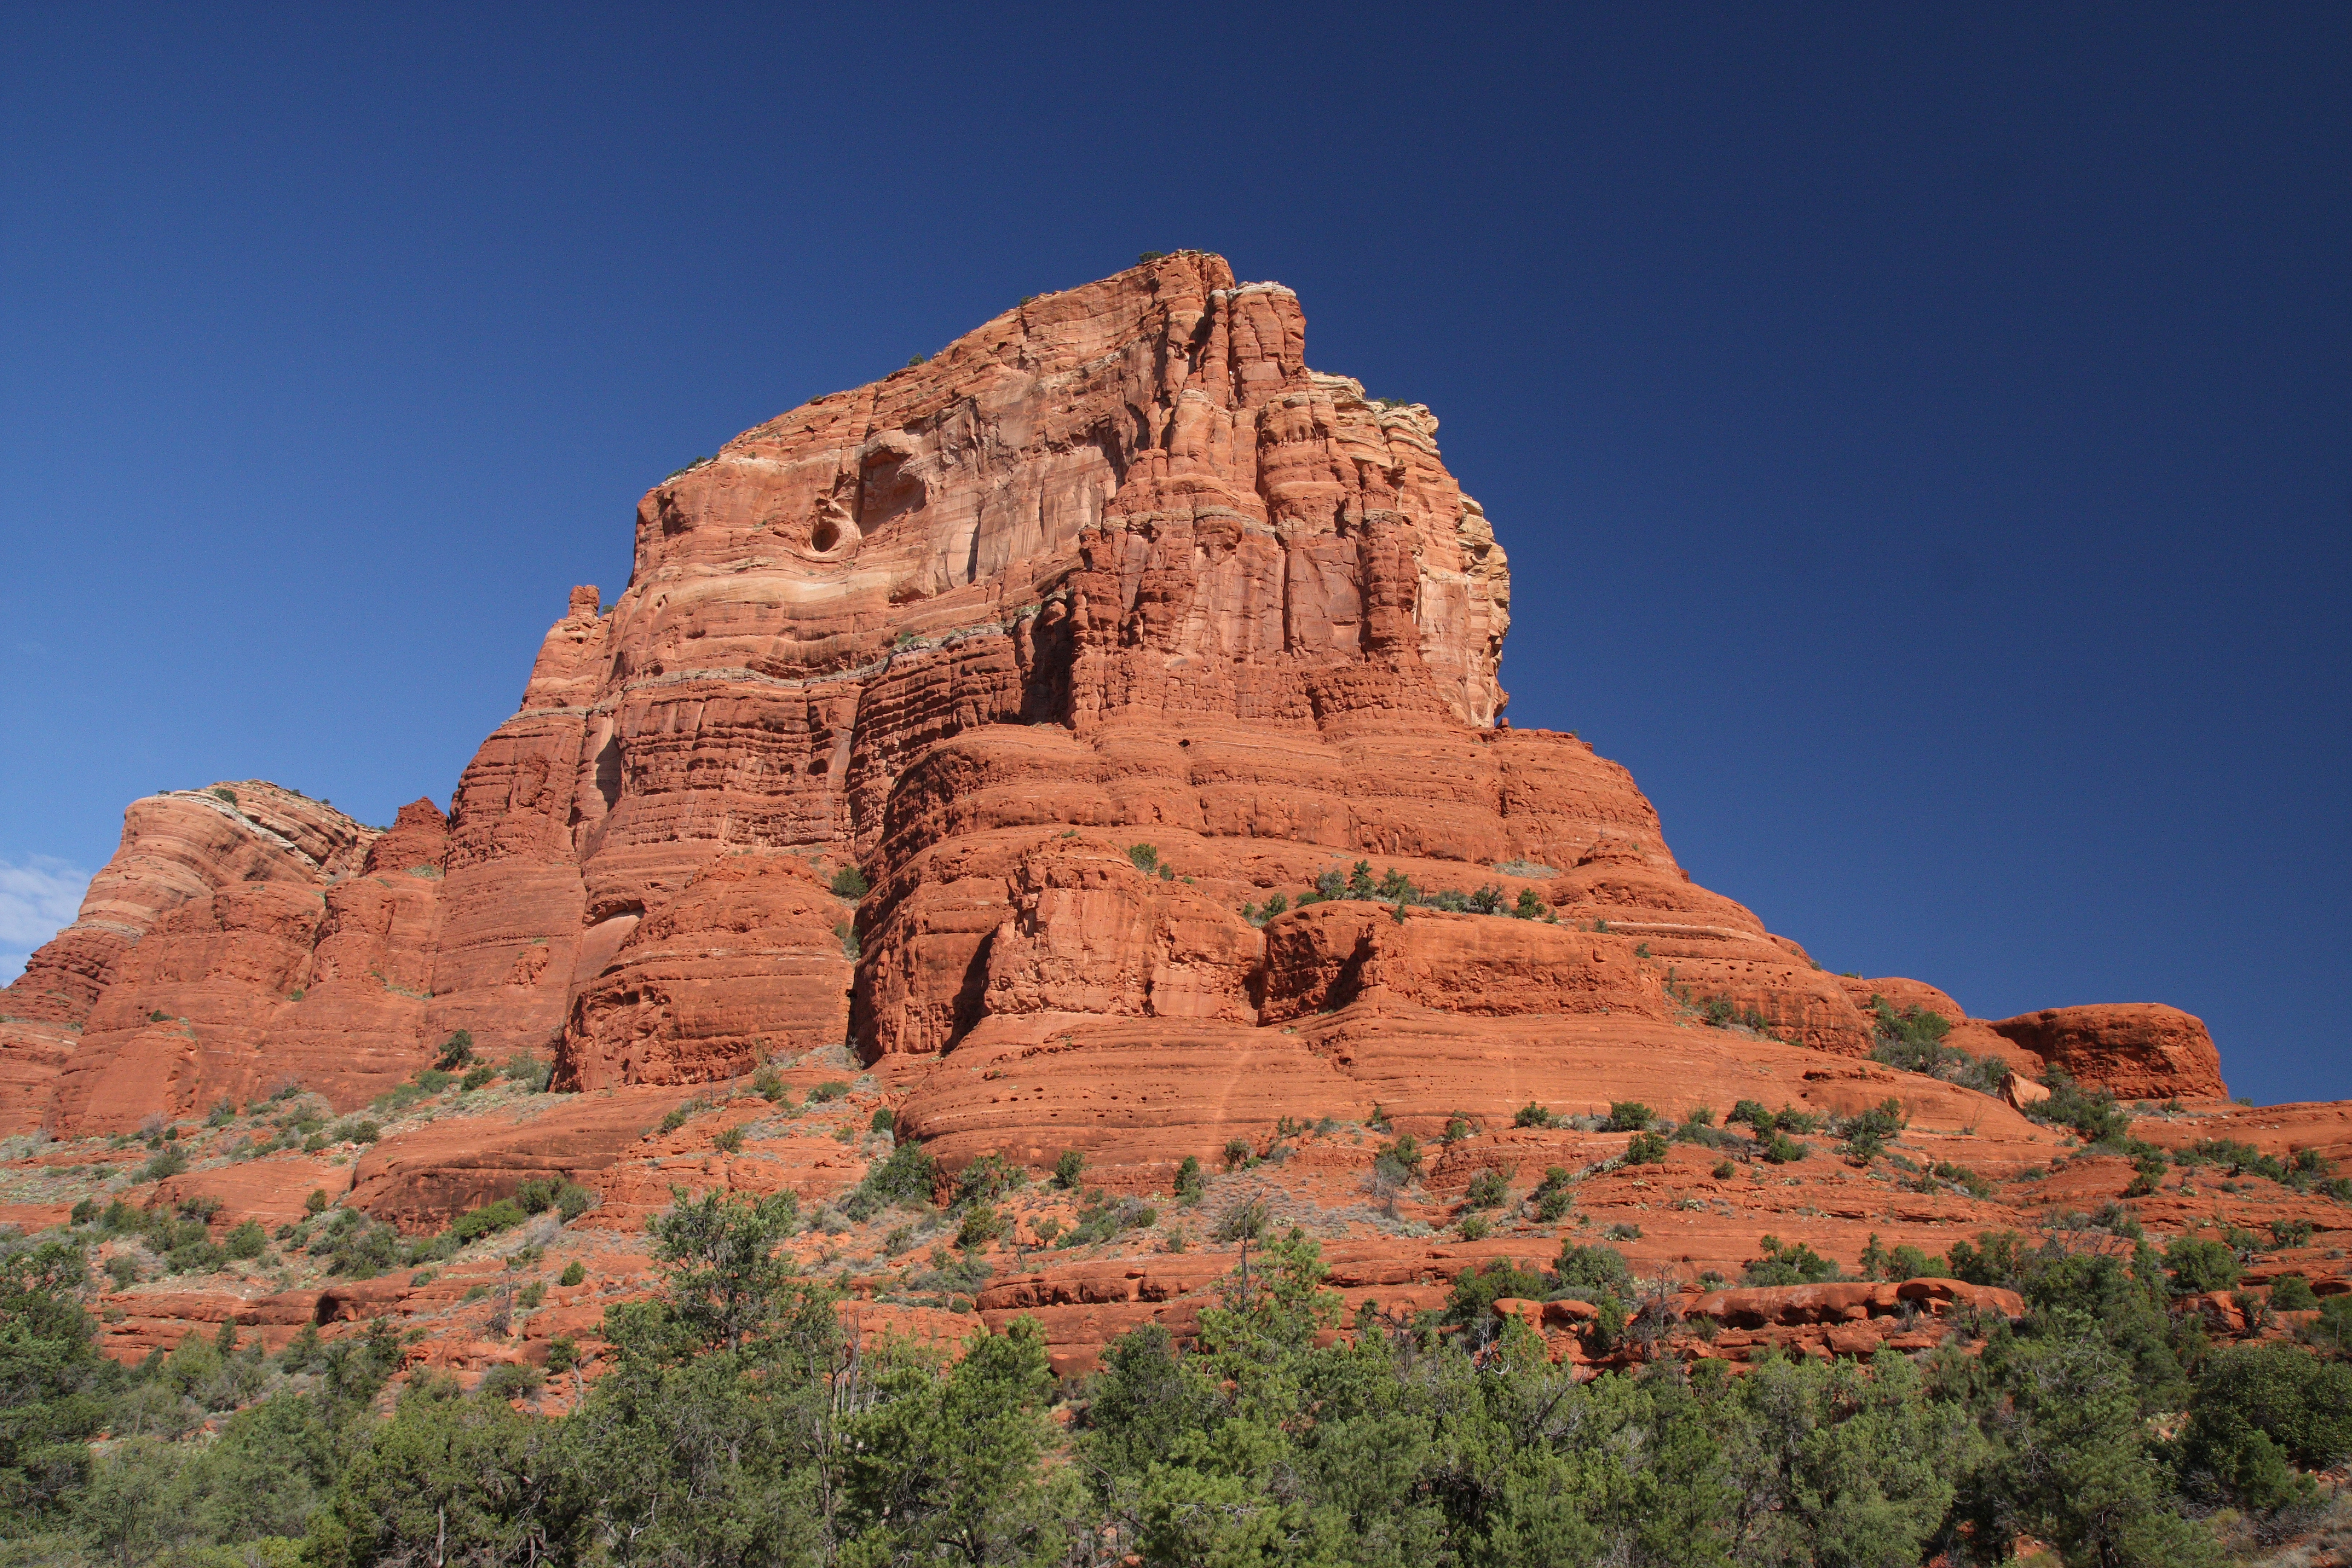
left=2, top=5, right=2344, bottom=1103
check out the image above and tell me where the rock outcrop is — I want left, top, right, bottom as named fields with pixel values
left=1988, top=1004, right=2227, bottom=1101
left=2, top=784, right=391, bottom=1132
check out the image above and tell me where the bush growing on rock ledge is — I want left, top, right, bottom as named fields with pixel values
left=1622, top=1131, right=1669, bottom=1166
left=1674, top=1116, right=1742, bottom=1151
left=2272, top=1273, right=2320, bottom=1312
left=446, top=1199, right=526, bottom=1245
left=1463, top=1168, right=1512, bottom=1209
left=2165, top=1236, right=2246, bottom=1296
left=956, top=1203, right=1003, bottom=1250
left=841, top=1140, right=937, bottom=1220
left=1552, top=1238, right=1634, bottom=1296
left=319, top=1214, right=400, bottom=1278
left=1942, top=1229, right=2029, bottom=1288
left=1730, top=1099, right=1819, bottom=1135
left=1532, top=1166, right=1575, bottom=1220
left=2176, top=1137, right=2338, bottom=1195
left=2025, top=1068, right=2137, bottom=1146
left=1743, top=1233, right=1841, bottom=1285
left=1834, top=1096, right=1908, bottom=1161
left=1240, top=891, right=1288, bottom=925
left=1699, top=995, right=1775, bottom=1034
left=1890, top=1242, right=1944, bottom=1279
left=499, top=1051, right=551, bottom=1092
left=509, top=1177, right=559, bottom=1215
left=1443, top=1257, right=1549, bottom=1347
left=1063, top=1194, right=1157, bottom=1249
left=1269, top=863, right=1561, bottom=923
left=1866, top=996, right=2011, bottom=1096
left=371, top=1068, right=454, bottom=1116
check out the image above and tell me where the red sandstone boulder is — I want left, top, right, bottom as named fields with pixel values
left=2004, top=1073, right=2052, bottom=1111
left=1988, top=1004, right=2226, bottom=1100
left=1893, top=1278, right=2028, bottom=1318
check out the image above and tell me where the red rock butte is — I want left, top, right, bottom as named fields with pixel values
left=4, top=254, right=2290, bottom=1377
left=0, top=250, right=2226, bottom=1143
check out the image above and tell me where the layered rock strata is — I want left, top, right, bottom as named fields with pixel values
left=2, top=251, right=2228, bottom=1223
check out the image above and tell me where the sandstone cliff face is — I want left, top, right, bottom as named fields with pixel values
left=34, top=795, right=456, bottom=1135
left=2, top=785, right=387, bottom=1132
left=1, top=253, right=2227, bottom=1152
left=557, top=853, right=852, bottom=1090
left=8, top=783, right=373, bottom=1026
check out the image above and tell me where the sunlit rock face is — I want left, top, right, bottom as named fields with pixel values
left=2, top=253, right=2224, bottom=1168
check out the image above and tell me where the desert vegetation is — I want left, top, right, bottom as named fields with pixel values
left=8, top=1187, right=2351, bottom=1566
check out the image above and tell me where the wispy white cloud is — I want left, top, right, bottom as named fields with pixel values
left=0, top=855, right=90, bottom=986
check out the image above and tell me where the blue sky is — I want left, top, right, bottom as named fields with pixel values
left=2, top=4, right=2344, bottom=1102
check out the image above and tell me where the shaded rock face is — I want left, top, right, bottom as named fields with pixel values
left=1, top=253, right=2228, bottom=1157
